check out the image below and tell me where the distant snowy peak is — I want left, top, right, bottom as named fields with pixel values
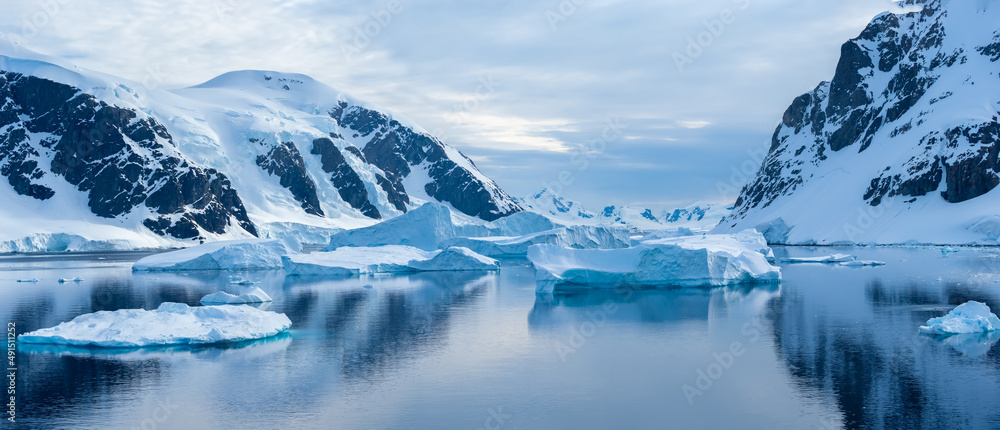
left=517, top=188, right=727, bottom=231
left=717, top=0, right=1000, bottom=245
left=0, top=51, right=520, bottom=249
left=516, top=189, right=597, bottom=221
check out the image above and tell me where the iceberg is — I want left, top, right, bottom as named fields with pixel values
left=132, top=239, right=291, bottom=272
left=528, top=230, right=781, bottom=294
left=325, top=203, right=561, bottom=251
left=920, top=301, right=1000, bottom=335
left=200, top=287, right=273, bottom=305
left=18, top=303, right=292, bottom=347
left=58, top=277, right=85, bottom=283
left=283, top=245, right=499, bottom=276
left=781, top=254, right=856, bottom=264
left=439, top=226, right=631, bottom=257
left=839, top=260, right=886, bottom=267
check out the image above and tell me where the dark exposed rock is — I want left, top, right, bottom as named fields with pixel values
left=376, top=171, right=409, bottom=213
left=334, top=104, right=520, bottom=221
left=256, top=141, right=324, bottom=217
left=826, top=42, right=874, bottom=118
left=0, top=71, right=256, bottom=240
left=310, top=137, right=382, bottom=219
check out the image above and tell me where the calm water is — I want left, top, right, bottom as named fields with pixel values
left=2, top=247, right=1000, bottom=429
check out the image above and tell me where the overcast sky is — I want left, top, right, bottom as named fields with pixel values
left=0, top=0, right=904, bottom=210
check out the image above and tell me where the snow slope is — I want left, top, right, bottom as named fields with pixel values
left=716, top=0, right=1000, bottom=245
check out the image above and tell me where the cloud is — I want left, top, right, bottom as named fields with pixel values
left=677, top=120, right=712, bottom=129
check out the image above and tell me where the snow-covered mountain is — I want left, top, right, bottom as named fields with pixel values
left=516, top=188, right=728, bottom=231
left=0, top=47, right=520, bottom=251
left=716, top=0, right=1000, bottom=245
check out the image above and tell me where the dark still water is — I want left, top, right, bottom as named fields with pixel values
left=2, top=246, right=1000, bottom=429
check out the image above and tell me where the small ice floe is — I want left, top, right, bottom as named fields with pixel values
left=920, top=301, right=1000, bottom=335
left=363, top=284, right=374, bottom=289
left=229, top=275, right=257, bottom=286
left=941, top=247, right=959, bottom=255
left=781, top=254, right=856, bottom=264
left=201, top=287, right=273, bottom=305
left=57, top=277, right=85, bottom=283
left=839, top=260, right=886, bottom=267
left=17, top=278, right=39, bottom=283
left=18, top=302, right=291, bottom=347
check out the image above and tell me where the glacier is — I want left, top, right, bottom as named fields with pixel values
left=528, top=230, right=781, bottom=294
left=17, top=302, right=292, bottom=348
left=283, top=245, right=500, bottom=276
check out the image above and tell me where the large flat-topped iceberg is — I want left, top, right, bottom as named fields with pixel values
left=18, top=303, right=292, bottom=348
left=528, top=230, right=781, bottom=293
left=325, top=203, right=560, bottom=251
left=132, top=239, right=292, bottom=272
left=440, top=226, right=631, bottom=257
left=920, top=302, right=1000, bottom=335
left=283, top=245, right=500, bottom=276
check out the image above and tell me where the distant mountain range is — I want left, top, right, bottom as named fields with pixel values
left=716, top=0, right=1000, bottom=245
left=516, top=189, right=728, bottom=231
left=0, top=46, right=520, bottom=251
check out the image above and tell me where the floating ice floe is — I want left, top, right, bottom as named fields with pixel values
left=439, top=226, right=631, bottom=257
left=229, top=275, right=257, bottom=286
left=132, top=239, right=292, bottom=272
left=781, top=254, right=856, bottom=264
left=200, top=287, right=273, bottom=305
left=920, top=301, right=1000, bottom=335
left=839, top=260, right=887, bottom=267
left=18, top=303, right=292, bottom=347
left=17, top=278, right=39, bottom=283
left=528, top=230, right=781, bottom=293
left=283, top=245, right=500, bottom=277
left=57, top=277, right=84, bottom=283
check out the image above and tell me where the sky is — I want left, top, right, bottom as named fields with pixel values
left=0, top=0, right=905, bottom=211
